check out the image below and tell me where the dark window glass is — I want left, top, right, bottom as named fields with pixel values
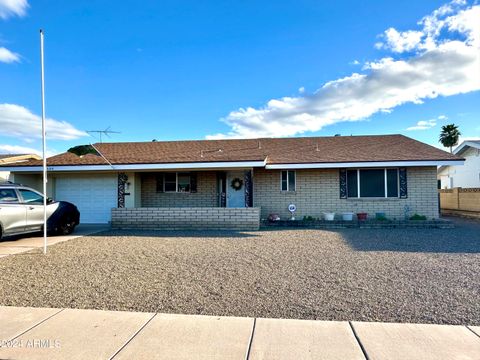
left=156, top=174, right=164, bottom=192
left=359, top=169, right=385, bottom=197
left=281, top=171, right=288, bottom=191
left=19, top=189, right=44, bottom=204
left=0, top=189, right=18, bottom=203
left=288, top=171, right=296, bottom=191
left=164, top=173, right=177, bottom=192
left=387, top=169, right=399, bottom=197
left=347, top=170, right=358, bottom=197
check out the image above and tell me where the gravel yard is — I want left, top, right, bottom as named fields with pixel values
left=0, top=217, right=479, bottom=325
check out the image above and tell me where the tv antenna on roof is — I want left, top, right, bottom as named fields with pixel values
left=86, top=126, right=121, bottom=143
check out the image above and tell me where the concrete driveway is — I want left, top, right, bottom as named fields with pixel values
left=0, top=224, right=109, bottom=258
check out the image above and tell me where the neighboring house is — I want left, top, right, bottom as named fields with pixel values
left=438, top=140, right=480, bottom=189
left=0, top=154, right=42, bottom=182
left=2, top=135, right=462, bottom=228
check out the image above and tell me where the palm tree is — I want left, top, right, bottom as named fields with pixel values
left=439, top=124, right=461, bottom=153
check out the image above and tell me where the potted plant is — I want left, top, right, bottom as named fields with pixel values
left=356, top=212, right=368, bottom=221
left=342, top=212, right=354, bottom=221
left=375, top=212, right=386, bottom=220
left=323, top=212, right=335, bottom=221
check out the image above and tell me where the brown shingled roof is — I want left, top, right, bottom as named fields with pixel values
left=6, top=134, right=461, bottom=167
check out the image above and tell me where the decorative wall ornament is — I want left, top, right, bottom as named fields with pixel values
left=231, top=177, right=243, bottom=191
left=118, top=173, right=128, bottom=208
left=339, top=169, right=347, bottom=199
left=244, top=170, right=253, bottom=207
left=399, top=168, right=408, bottom=199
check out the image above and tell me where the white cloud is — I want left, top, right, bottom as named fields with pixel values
left=0, top=0, right=28, bottom=19
left=379, top=28, right=424, bottom=53
left=406, top=114, right=448, bottom=130
left=0, top=144, right=56, bottom=157
left=0, top=46, right=20, bottom=63
left=298, top=86, right=305, bottom=94
left=0, top=104, right=87, bottom=140
left=208, top=1, right=480, bottom=139
left=406, top=119, right=437, bottom=131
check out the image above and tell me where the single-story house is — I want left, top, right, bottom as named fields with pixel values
left=438, top=140, right=480, bottom=189
left=2, top=134, right=463, bottom=229
left=0, top=153, right=42, bottom=182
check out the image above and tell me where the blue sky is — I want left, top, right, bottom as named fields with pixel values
left=0, top=0, right=479, bottom=155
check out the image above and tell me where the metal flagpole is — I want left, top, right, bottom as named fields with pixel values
left=40, top=29, right=48, bottom=255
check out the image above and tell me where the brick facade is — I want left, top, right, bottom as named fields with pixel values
left=253, top=167, right=439, bottom=220
left=137, top=167, right=438, bottom=221
left=112, top=207, right=260, bottom=230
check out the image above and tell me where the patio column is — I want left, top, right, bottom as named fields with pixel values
left=244, top=170, right=253, bottom=207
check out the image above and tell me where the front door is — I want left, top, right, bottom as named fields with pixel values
left=226, top=171, right=245, bottom=208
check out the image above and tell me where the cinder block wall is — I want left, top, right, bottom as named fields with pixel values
left=253, top=167, right=439, bottom=220
left=141, top=172, right=218, bottom=207
left=112, top=207, right=261, bottom=230
left=440, top=188, right=480, bottom=212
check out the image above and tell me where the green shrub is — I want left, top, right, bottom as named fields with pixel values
left=409, top=213, right=427, bottom=220
left=303, top=215, right=315, bottom=222
left=68, top=144, right=99, bottom=156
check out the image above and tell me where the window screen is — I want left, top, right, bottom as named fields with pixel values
left=281, top=171, right=288, bottom=191
left=281, top=171, right=295, bottom=191
left=359, top=169, right=385, bottom=197
left=164, top=173, right=177, bottom=192
left=387, top=169, right=399, bottom=197
left=347, top=170, right=358, bottom=198
left=177, top=173, right=191, bottom=192
left=288, top=171, right=296, bottom=191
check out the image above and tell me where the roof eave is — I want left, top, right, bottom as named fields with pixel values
left=4, top=160, right=268, bottom=172
left=265, top=159, right=465, bottom=169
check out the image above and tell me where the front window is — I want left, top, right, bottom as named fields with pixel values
left=0, top=189, right=19, bottom=203
left=19, top=189, right=44, bottom=204
left=281, top=170, right=296, bottom=191
left=347, top=169, right=398, bottom=198
left=160, top=172, right=192, bottom=193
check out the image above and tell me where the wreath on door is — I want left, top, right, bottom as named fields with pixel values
left=230, top=178, right=243, bottom=190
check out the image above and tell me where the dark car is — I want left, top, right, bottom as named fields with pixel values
left=0, top=182, right=80, bottom=240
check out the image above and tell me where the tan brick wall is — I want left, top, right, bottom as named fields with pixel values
left=440, top=188, right=480, bottom=212
left=253, top=167, right=439, bottom=220
left=141, top=172, right=218, bottom=207
left=112, top=207, right=260, bottom=230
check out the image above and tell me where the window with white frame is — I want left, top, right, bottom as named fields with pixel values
left=347, top=168, right=398, bottom=198
left=158, top=172, right=192, bottom=193
left=281, top=170, right=296, bottom=191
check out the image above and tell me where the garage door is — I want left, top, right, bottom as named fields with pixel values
left=55, top=175, right=117, bottom=224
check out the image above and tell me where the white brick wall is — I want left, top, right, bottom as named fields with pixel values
left=253, top=167, right=439, bottom=220
left=112, top=207, right=260, bottom=230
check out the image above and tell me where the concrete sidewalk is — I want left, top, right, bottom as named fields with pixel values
left=0, top=224, right=108, bottom=258
left=0, top=306, right=478, bottom=360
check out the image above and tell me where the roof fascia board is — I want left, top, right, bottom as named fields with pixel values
left=453, top=141, right=480, bottom=155
left=4, top=160, right=267, bottom=172
left=266, top=160, right=465, bottom=169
